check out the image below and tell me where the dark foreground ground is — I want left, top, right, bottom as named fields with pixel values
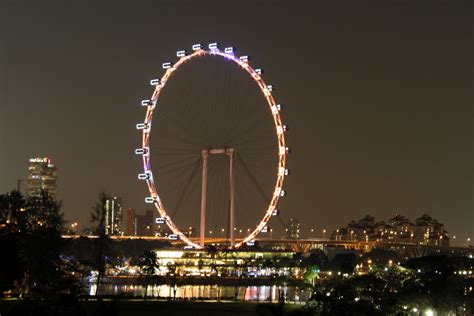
left=0, top=299, right=305, bottom=316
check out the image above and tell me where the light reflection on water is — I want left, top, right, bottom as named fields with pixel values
left=89, top=284, right=310, bottom=303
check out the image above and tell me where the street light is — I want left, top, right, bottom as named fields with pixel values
left=70, top=222, right=78, bottom=234
left=322, top=229, right=326, bottom=239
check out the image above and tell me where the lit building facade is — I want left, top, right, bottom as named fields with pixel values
left=27, top=157, right=57, bottom=199
left=331, top=214, right=450, bottom=246
left=105, top=197, right=123, bottom=235
left=134, top=209, right=155, bottom=236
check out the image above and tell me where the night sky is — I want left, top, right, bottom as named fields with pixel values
left=0, top=0, right=472, bottom=241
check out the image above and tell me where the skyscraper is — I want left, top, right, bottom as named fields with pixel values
left=126, top=208, right=136, bottom=236
left=105, top=196, right=123, bottom=235
left=27, top=157, right=57, bottom=198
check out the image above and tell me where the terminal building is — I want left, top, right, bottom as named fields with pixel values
left=27, top=157, right=57, bottom=199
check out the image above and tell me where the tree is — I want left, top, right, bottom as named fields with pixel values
left=89, top=191, right=110, bottom=296
left=19, top=190, right=68, bottom=298
left=329, top=253, right=357, bottom=273
left=303, top=265, right=319, bottom=288
left=0, top=191, right=27, bottom=295
left=0, top=190, right=84, bottom=303
left=139, top=250, right=158, bottom=300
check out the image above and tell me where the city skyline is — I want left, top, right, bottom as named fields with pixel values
left=0, top=0, right=472, bottom=241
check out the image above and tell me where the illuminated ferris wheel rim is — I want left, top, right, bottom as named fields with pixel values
left=136, top=43, right=289, bottom=249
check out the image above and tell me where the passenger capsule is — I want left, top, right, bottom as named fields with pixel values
left=145, top=196, right=157, bottom=203
left=162, top=62, right=173, bottom=69
left=192, top=43, right=203, bottom=51
left=208, top=42, right=219, bottom=50
left=141, top=99, right=154, bottom=107
left=176, top=50, right=187, bottom=57
left=135, top=147, right=149, bottom=155
left=224, top=46, right=235, bottom=54
left=150, top=79, right=160, bottom=86
left=155, top=217, right=165, bottom=224
left=136, top=123, right=150, bottom=130
left=138, top=172, right=151, bottom=180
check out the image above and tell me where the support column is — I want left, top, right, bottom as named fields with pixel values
left=227, top=148, right=235, bottom=248
left=200, top=150, right=209, bottom=248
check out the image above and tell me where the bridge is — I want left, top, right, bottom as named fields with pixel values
left=65, top=235, right=474, bottom=258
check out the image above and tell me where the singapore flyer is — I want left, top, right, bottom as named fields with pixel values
left=136, top=43, right=289, bottom=249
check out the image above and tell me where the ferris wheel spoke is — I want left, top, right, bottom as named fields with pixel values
left=236, top=154, right=272, bottom=205
left=169, top=159, right=201, bottom=219
left=154, top=155, right=199, bottom=170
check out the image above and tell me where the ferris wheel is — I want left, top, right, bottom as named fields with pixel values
left=136, top=42, right=289, bottom=249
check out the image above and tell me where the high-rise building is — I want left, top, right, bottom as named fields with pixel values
left=135, top=209, right=154, bottom=236
left=105, top=197, right=122, bottom=235
left=27, top=157, right=58, bottom=198
left=126, top=208, right=136, bottom=236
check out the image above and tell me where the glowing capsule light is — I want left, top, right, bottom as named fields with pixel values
left=272, top=209, right=280, bottom=216
left=155, top=217, right=165, bottom=224
left=279, top=167, right=289, bottom=176
left=261, top=226, right=268, bottom=233
left=145, top=196, right=157, bottom=203
left=277, top=125, right=288, bottom=134
left=251, top=69, right=261, bottom=80
left=162, top=62, right=173, bottom=69
left=280, top=190, right=286, bottom=197
left=150, top=79, right=160, bottom=86
left=274, top=187, right=282, bottom=196
left=271, top=105, right=279, bottom=115
left=267, top=85, right=274, bottom=91
left=208, top=42, right=219, bottom=50
left=138, top=172, right=151, bottom=180
left=239, top=55, right=250, bottom=62
left=246, top=240, right=255, bottom=246
left=141, top=99, right=154, bottom=107
left=176, top=50, right=187, bottom=57
left=168, top=234, right=179, bottom=240
left=136, top=123, right=150, bottom=130
left=276, top=104, right=283, bottom=111
left=224, top=46, right=234, bottom=54
left=135, top=147, right=149, bottom=155
left=255, top=68, right=263, bottom=75
left=192, top=43, right=203, bottom=51
left=285, top=147, right=291, bottom=154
